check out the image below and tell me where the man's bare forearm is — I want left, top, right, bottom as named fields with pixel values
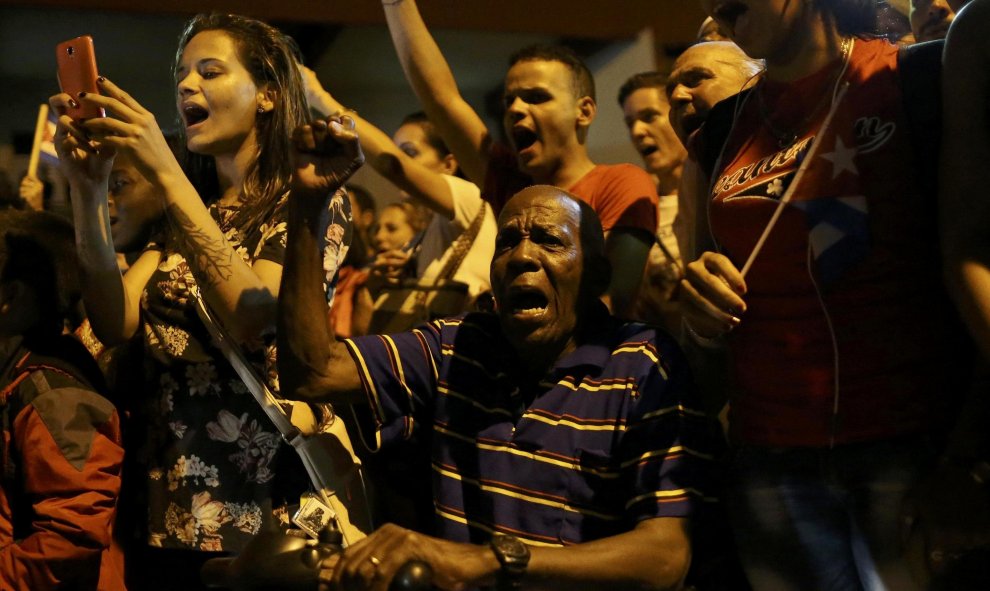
left=526, top=518, right=690, bottom=591
left=277, top=199, right=363, bottom=403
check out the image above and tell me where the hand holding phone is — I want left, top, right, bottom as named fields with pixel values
left=55, top=35, right=105, bottom=120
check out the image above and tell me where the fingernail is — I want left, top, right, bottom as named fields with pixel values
left=97, top=76, right=106, bottom=83
left=78, top=91, right=86, bottom=98
left=68, top=99, right=79, bottom=108
left=729, top=315, right=741, bottom=326
left=330, top=121, right=343, bottom=132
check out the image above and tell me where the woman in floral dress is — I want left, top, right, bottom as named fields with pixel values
left=50, top=13, right=351, bottom=589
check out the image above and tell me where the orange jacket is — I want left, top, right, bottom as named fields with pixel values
left=0, top=336, right=126, bottom=590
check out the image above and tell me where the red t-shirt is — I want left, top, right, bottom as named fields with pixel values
left=482, top=143, right=658, bottom=235
left=706, top=39, right=948, bottom=447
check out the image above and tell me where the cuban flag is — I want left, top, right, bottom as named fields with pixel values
left=791, top=195, right=870, bottom=285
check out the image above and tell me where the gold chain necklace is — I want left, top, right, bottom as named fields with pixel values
left=755, top=37, right=853, bottom=149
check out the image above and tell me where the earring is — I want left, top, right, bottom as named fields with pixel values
left=257, top=106, right=265, bottom=114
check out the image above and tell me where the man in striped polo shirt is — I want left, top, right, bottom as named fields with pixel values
left=280, top=167, right=715, bottom=590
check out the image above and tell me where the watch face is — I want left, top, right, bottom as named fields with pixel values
left=493, top=534, right=530, bottom=564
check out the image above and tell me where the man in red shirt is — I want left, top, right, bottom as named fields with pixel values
left=382, top=0, right=658, bottom=318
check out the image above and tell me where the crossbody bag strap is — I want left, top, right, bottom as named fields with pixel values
left=193, top=293, right=371, bottom=545
left=412, top=201, right=487, bottom=310
left=435, top=200, right=487, bottom=283
left=193, top=295, right=297, bottom=438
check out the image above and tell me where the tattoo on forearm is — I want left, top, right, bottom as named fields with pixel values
left=165, top=203, right=234, bottom=291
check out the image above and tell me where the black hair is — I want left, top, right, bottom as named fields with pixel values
left=342, top=227, right=370, bottom=269
left=617, top=71, right=667, bottom=107
left=0, top=210, right=80, bottom=336
left=346, top=184, right=376, bottom=215
left=815, top=0, right=880, bottom=37
left=508, top=44, right=596, bottom=102
left=399, top=111, right=451, bottom=159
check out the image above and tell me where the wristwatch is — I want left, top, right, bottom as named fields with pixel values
left=489, top=533, right=530, bottom=590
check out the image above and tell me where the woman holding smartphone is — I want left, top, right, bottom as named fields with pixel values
left=681, top=0, right=959, bottom=589
left=51, top=14, right=353, bottom=589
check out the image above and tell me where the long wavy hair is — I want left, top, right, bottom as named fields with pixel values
left=173, top=13, right=308, bottom=239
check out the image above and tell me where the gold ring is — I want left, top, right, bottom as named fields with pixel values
left=368, top=555, right=382, bottom=568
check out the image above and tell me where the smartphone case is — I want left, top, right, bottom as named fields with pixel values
left=55, top=35, right=105, bottom=120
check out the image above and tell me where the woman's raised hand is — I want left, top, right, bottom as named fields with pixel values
left=75, top=77, right=183, bottom=186
left=681, top=251, right=748, bottom=340
left=49, top=92, right=115, bottom=191
left=371, top=248, right=414, bottom=282
left=290, top=115, right=365, bottom=209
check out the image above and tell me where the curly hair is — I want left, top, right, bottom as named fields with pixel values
left=174, top=13, right=309, bottom=239
left=0, top=210, right=80, bottom=336
left=383, top=201, right=432, bottom=236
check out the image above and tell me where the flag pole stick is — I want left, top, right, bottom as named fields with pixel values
left=27, top=104, right=49, bottom=178
left=740, top=83, right=849, bottom=279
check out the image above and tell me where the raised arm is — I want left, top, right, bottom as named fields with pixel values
left=50, top=93, right=154, bottom=346
left=278, top=117, right=367, bottom=404
left=940, top=0, right=990, bottom=358
left=301, top=65, right=457, bottom=219
left=78, top=79, right=284, bottom=343
left=383, top=0, right=491, bottom=186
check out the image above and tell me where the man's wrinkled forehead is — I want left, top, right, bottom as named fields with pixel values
left=676, top=42, right=749, bottom=72
left=498, top=191, right=582, bottom=232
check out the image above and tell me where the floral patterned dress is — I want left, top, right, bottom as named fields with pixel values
left=138, top=190, right=351, bottom=552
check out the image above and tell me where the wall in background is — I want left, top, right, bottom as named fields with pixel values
left=1, top=6, right=660, bottom=212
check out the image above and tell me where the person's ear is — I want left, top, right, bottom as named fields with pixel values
left=256, top=85, right=276, bottom=114
left=440, top=153, right=459, bottom=176
left=576, top=96, right=597, bottom=129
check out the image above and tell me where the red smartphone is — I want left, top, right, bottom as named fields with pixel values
left=55, top=35, right=105, bottom=120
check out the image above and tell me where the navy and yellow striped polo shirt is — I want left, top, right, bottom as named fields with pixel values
left=345, top=309, right=716, bottom=547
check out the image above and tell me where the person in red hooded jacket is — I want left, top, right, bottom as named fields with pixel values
left=0, top=209, right=125, bottom=590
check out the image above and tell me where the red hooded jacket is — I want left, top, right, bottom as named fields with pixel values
left=0, top=336, right=126, bottom=590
